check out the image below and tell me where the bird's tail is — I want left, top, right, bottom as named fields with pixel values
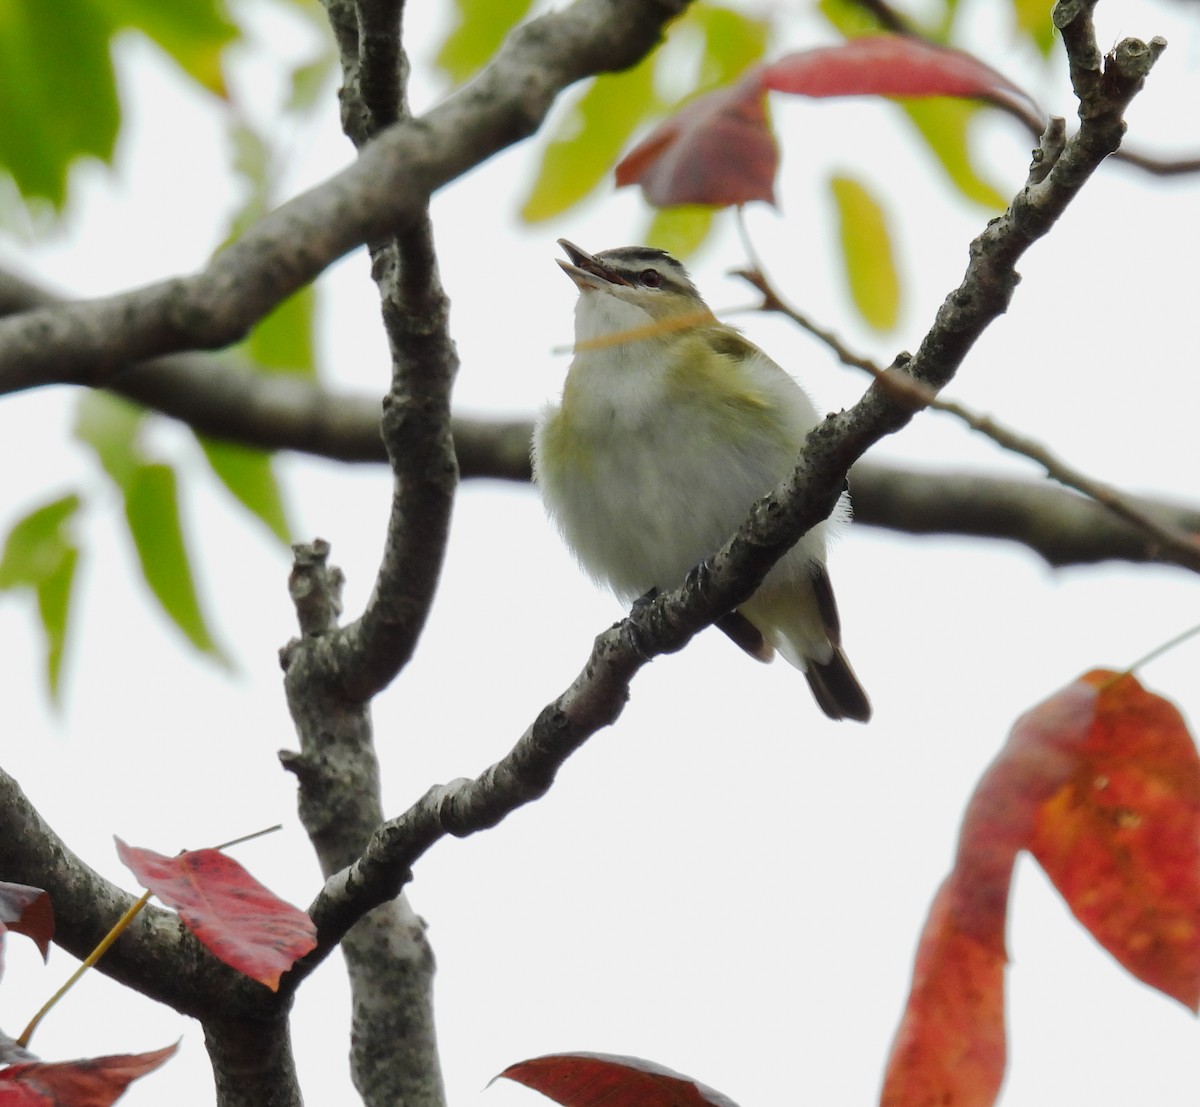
left=730, top=565, right=872, bottom=723
left=804, top=647, right=872, bottom=723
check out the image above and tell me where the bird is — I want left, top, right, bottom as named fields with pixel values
left=533, top=239, right=870, bottom=723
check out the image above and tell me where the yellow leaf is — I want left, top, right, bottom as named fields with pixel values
left=829, top=173, right=901, bottom=332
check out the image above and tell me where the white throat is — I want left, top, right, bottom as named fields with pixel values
left=572, top=288, right=654, bottom=350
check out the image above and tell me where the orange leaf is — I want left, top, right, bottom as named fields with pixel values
left=614, top=73, right=777, bottom=207
left=497, top=1053, right=739, bottom=1107
left=0, top=1043, right=177, bottom=1106
left=881, top=882, right=1007, bottom=1107
left=1026, top=671, right=1200, bottom=1009
left=760, top=36, right=1035, bottom=115
left=883, top=671, right=1200, bottom=1107
left=115, top=839, right=317, bottom=990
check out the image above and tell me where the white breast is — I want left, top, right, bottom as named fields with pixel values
left=534, top=312, right=846, bottom=604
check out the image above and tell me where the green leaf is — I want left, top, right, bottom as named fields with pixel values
left=244, top=284, right=317, bottom=377
left=520, top=56, right=661, bottom=222
left=37, top=546, right=80, bottom=703
left=520, top=4, right=766, bottom=223
left=817, top=0, right=890, bottom=38
left=829, top=173, right=900, bottom=332
left=199, top=438, right=292, bottom=545
left=228, top=119, right=272, bottom=230
left=691, top=3, right=770, bottom=90
left=0, top=495, right=81, bottom=590
left=642, top=205, right=717, bottom=259
left=73, top=392, right=147, bottom=489
left=900, top=97, right=1008, bottom=210
left=94, top=0, right=238, bottom=95
left=0, top=0, right=120, bottom=206
left=435, top=0, right=535, bottom=84
left=0, top=494, right=83, bottom=704
left=818, top=0, right=954, bottom=40
left=286, top=52, right=337, bottom=113
left=123, top=463, right=225, bottom=659
left=1009, top=0, right=1057, bottom=55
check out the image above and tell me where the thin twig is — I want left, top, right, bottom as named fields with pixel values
left=734, top=265, right=1200, bottom=575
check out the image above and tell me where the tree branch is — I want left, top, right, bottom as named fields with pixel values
left=0, top=767, right=290, bottom=1032
left=733, top=268, right=1200, bottom=575
left=850, top=462, right=1200, bottom=568
left=838, top=0, right=1200, bottom=178
left=0, top=260, right=537, bottom=474
left=297, top=0, right=1167, bottom=952
left=4, top=262, right=1193, bottom=569
left=278, top=4, right=454, bottom=1105
left=0, top=0, right=687, bottom=390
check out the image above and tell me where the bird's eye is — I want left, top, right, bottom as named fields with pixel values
left=639, top=269, right=662, bottom=288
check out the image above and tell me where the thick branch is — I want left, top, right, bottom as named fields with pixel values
left=0, top=0, right=686, bottom=390
left=280, top=553, right=439, bottom=1107
left=0, top=263, right=533, bottom=472
left=850, top=463, right=1200, bottom=567
left=4, top=266, right=1192, bottom=568
left=204, top=1018, right=301, bottom=1107
left=0, top=766, right=287, bottom=1028
left=279, top=6, right=451, bottom=1105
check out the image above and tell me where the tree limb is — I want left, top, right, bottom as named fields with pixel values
left=4, top=265, right=1194, bottom=570
left=849, top=462, right=1200, bottom=568
left=733, top=266, right=1200, bottom=574
left=0, top=0, right=688, bottom=389
left=279, top=4, right=452, bottom=1106
left=298, top=0, right=1168, bottom=951
left=838, top=0, right=1200, bottom=178
left=0, top=767, right=293, bottom=1036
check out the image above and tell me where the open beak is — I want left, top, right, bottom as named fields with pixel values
left=557, top=239, right=631, bottom=291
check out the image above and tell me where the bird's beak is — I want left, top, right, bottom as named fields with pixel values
left=557, top=239, right=631, bottom=291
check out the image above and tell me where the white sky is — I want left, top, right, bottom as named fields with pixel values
left=1, top=0, right=1199, bottom=1105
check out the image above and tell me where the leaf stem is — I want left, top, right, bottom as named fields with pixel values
left=17, top=890, right=153, bottom=1048
left=211, top=823, right=283, bottom=852
left=1124, top=623, right=1200, bottom=676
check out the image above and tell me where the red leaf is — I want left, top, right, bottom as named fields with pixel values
left=882, top=671, right=1200, bottom=1107
left=497, top=1053, right=740, bottom=1107
left=614, top=73, right=777, bottom=207
left=0, top=1043, right=177, bottom=1107
left=115, top=839, right=317, bottom=990
left=615, top=36, right=1036, bottom=209
left=0, top=882, right=54, bottom=963
left=1027, top=671, right=1200, bottom=1008
left=760, top=36, right=1035, bottom=115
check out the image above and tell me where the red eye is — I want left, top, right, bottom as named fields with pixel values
left=639, top=269, right=662, bottom=288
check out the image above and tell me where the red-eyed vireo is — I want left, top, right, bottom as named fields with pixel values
left=534, top=240, right=871, bottom=722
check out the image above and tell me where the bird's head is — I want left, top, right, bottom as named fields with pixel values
left=557, top=240, right=715, bottom=343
